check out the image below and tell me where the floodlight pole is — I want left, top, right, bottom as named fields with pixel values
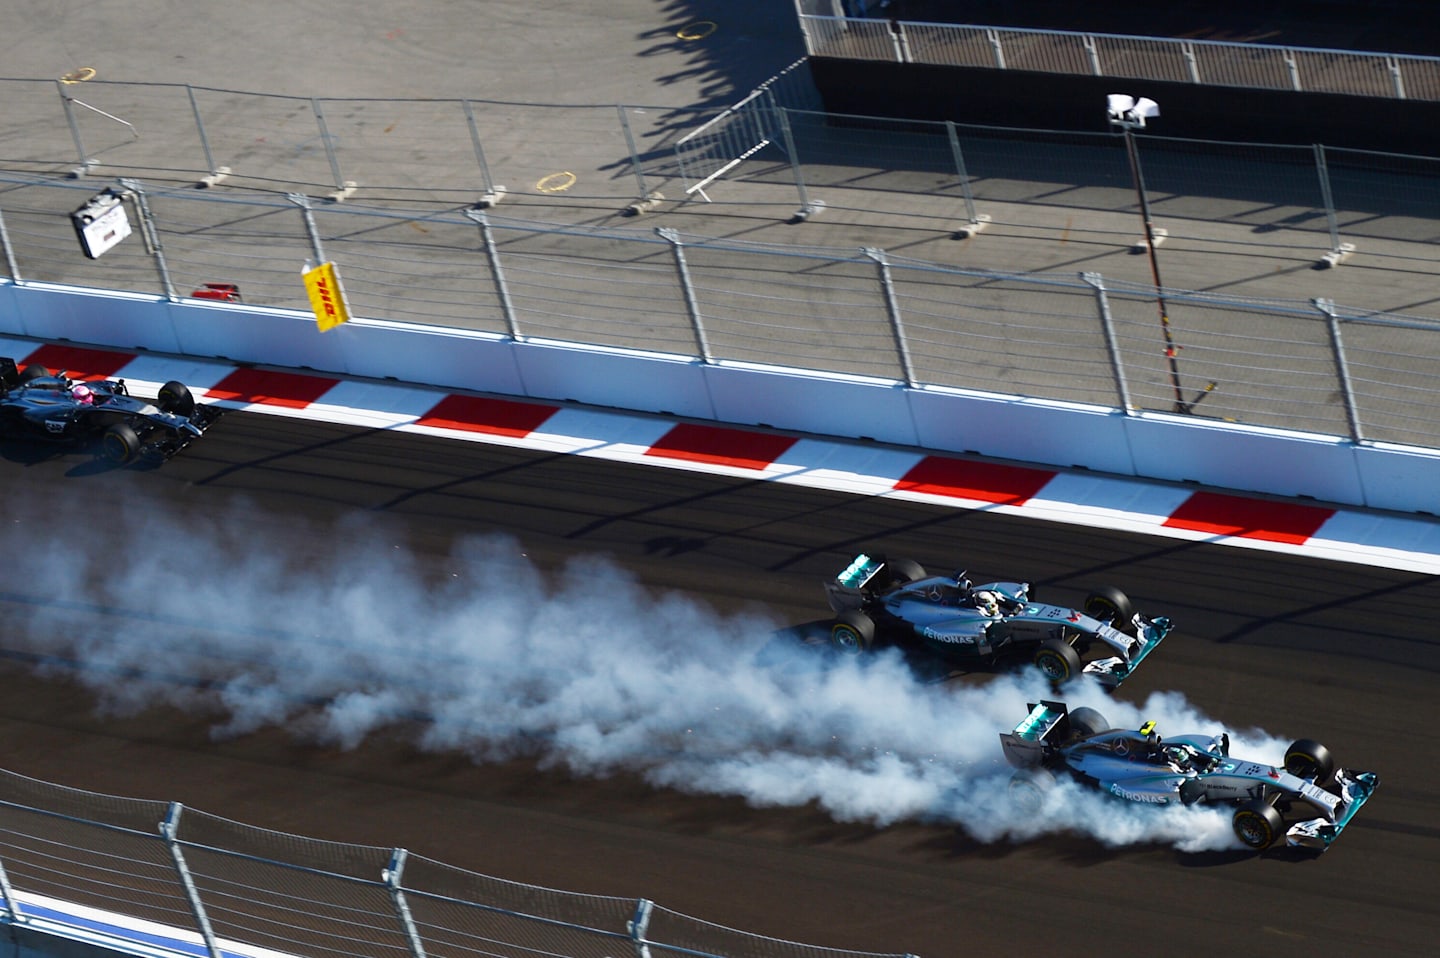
left=1109, top=99, right=1192, bottom=414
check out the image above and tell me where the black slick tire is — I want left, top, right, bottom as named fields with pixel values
left=1084, top=586, right=1135, bottom=633
left=1034, top=638, right=1081, bottom=684
left=157, top=380, right=196, bottom=416
left=102, top=422, right=141, bottom=464
left=830, top=610, right=875, bottom=656
left=1233, top=799, right=1284, bottom=850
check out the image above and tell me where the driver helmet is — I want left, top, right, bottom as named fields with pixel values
left=972, top=589, right=1001, bottom=616
left=1164, top=745, right=1192, bottom=771
left=71, top=383, right=94, bottom=405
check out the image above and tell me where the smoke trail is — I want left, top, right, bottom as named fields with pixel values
left=3, top=492, right=1293, bottom=852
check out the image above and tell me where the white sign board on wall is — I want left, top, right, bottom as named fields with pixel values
left=70, top=190, right=133, bottom=259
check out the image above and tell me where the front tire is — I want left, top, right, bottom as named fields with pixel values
left=1284, top=739, right=1335, bottom=786
left=830, top=610, right=875, bottom=656
left=1085, top=586, right=1135, bottom=634
left=157, top=380, right=195, bottom=416
left=1034, top=638, right=1082, bottom=684
left=19, top=364, right=48, bottom=383
left=102, top=423, right=141, bottom=464
left=1233, top=799, right=1284, bottom=850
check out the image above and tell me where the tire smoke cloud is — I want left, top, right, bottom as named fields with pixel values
left=5, top=495, right=1288, bottom=852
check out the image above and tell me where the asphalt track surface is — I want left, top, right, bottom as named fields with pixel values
left=3, top=3, right=1439, bottom=957
left=2, top=414, right=1439, bottom=957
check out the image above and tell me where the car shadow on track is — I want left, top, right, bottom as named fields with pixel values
left=914, top=828, right=1276, bottom=866
left=0, top=438, right=167, bottom=474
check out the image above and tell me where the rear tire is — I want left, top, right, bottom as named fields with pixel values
left=157, top=380, right=195, bottom=416
left=1067, top=707, right=1110, bottom=738
left=886, top=558, right=925, bottom=586
left=830, top=610, right=875, bottom=656
left=1284, top=739, right=1335, bottom=786
left=1084, top=586, right=1135, bottom=634
left=1034, top=638, right=1082, bottom=684
left=102, top=423, right=141, bottom=464
left=1233, top=799, right=1284, bottom=850
left=1008, top=767, right=1055, bottom=814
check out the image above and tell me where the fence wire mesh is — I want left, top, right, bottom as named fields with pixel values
left=3, top=167, right=1440, bottom=449
left=4, top=66, right=1440, bottom=449
left=0, top=773, right=914, bottom=958
left=402, top=855, right=635, bottom=958
left=645, top=904, right=912, bottom=958
left=0, top=770, right=188, bottom=929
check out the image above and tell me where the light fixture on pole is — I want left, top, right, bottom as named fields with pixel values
left=1106, top=94, right=1213, bottom=414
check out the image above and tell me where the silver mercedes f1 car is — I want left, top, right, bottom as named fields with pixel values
left=1000, top=700, right=1379, bottom=852
left=822, top=553, right=1171, bottom=686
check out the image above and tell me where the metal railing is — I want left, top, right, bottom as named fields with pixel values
left=0, top=76, right=727, bottom=209
left=2, top=170, right=1438, bottom=450
left=0, top=768, right=914, bottom=958
left=9, top=71, right=1440, bottom=259
left=793, top=3, right=1440, bottom=101
left=4, top=67, right=1440, bottom=450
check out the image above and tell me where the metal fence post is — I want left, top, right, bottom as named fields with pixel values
left=944, top=121, right=989, bottom=237
left=462, top=99, right=504, bottom=208
left=888, top=19, right=907, bottom=63
left=1388, top=55, right=1407, bottom=99
left=0, top=856, right=24, bottom=923
left=627, top=898, right=654, bottom=958
left=187, top=85, right=230, bottom=187
left=119, top=178, right=177, bottom=301
left=0, top=203, right=20, bottom=281
left=658, top=228, right=712, bottom=362
left=1313, top=144, right=1355, bottom=266
left=1083, top=35, right=1102, bottom=76
left=384, top=849, right=427, bottom=958
left=1284, top=49, right=1302, bottom=91
left=1315, top=298, right=1364, bottom=441
left=986, top=28, right=1007, bottom=69
left=1083, top=271, right=1134, bottom=412
left=1182, top=41, right=1201, bottom=83
left=865, top=247, right=917, bottom=387
left=160, top=803, right=223, bottom=958
left=289, top=193, right=328, bottom=265
left=464, top=208, right=522, bottom=339
left=56, top=78, right=94, bottom=176
left=772, top=103, right=822, bottom=221
left=617, top=104, right=649, bottom=197
left=311, top=98, right=355, bottom=200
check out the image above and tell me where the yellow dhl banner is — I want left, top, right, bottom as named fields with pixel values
left=302, top=261, right=352, bottom=332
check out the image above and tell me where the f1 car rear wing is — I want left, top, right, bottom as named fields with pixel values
left=1000, top=700, right=1073, bottom=768
left=824, top=553, right=887, bottom=613
left=0, top=357, right=19, bottom=392
left=837, top=553, right=885, bottom=590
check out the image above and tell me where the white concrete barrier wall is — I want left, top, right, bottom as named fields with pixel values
left=0, top=282, right=1434, bottom=515
left=706, top=362, right=918, bottom=445
left=516, top=340, right=715, bottom=420
left=908, top=386, right=1136, bottom=476
left=1124, top=415, right=1367, bottom=505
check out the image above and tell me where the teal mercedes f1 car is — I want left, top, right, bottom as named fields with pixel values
left=1000, top=700, right=1379, bottom=852
left=822, top=553, right=1171, bottom=686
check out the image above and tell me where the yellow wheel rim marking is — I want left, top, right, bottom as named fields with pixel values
left=61, top=67, right=97, bottom=84
left=676, top=21, right=717, bottom=41
left=536, top=171, right=577, bottom=193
